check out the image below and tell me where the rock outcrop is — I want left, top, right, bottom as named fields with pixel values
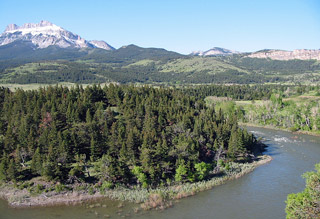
left=248, top=49, right=320, bottom=60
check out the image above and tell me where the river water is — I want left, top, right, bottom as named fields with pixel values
left=1, top=127, right=320, bottom=219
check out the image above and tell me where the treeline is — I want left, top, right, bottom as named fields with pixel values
left=223, top=56, right=320, bottom=75
left=0, top=85, right=257, bottom=187
left=5, top=62, right=107, bottom=84
left=180, top=84, right=305, bottom=100
left=241, top=93, right=320, bottom=132
left=181, top=84, right=320, bottom=133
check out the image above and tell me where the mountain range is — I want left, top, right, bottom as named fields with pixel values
left=0, top=20, right=114, bottom=50
left=1, top=21, right=320, bottom=60
left=0, top=21, right=320, bottom=85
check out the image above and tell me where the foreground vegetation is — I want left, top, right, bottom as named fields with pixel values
left=0, top=84, right=268, bottom=207
left=286, top=163, right=320, bottom=218
left=3, top=82, right=318, bottom=209
left=0, top=155, right=270, bottom=208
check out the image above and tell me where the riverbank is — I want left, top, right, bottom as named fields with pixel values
left=240, top=122, right=320, bottom=137
left=0, top=155, right=272, bottom=209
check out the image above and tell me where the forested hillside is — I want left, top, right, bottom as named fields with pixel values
left=1, top=43, right=320, bottom=85
left=0, top=85, right=258, bottom=188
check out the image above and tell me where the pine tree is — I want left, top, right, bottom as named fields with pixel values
left=90, top=134, right=97, bottom=161
left=27, top=128, right=37, bottom=154
left=4, top=125, right=16, bottom=154
left=0, top=155, right=8, bottom=181
left=7, top=158, right=17, bottom=182
left=86, top=109, right=92, bottom=124
left=31, top=147, right=42, bottom=175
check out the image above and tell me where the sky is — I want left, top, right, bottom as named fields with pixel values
left=0, top=0, right=319, bottom=54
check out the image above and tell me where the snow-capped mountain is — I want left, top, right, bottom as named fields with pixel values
left=191, top=47, right=240, bottom=56
left=0, top=20, right=114, bottom=50
left=89, top=40, right=115, bottom=50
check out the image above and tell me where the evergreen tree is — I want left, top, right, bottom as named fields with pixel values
left=0, top=155, right=8, bottom=181
left=7, top=158, right=17, bottom=182
left=31, top=147, right=42, bottom=175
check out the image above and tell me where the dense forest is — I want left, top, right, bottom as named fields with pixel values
left=0, top=85, right=258, bottom=188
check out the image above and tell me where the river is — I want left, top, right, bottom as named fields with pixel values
left=1, top=127, right=320, bottom=219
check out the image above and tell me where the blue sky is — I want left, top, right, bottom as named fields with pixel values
left=0, top=0, right=319, bottom=54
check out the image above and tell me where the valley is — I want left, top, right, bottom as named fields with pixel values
left=0, top=20, right=319, bottom=218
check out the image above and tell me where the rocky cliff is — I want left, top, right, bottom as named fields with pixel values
left=248, top=49, right=320, bottom=60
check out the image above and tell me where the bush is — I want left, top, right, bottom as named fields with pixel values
left=289, top=126, right=298, bottom=132
left=69, top=165, right=85, bottom=179
left=286, top=163, right=320, bottom=218
left=195, top=162, right=212, bottom=181
left=88, top=187, right=95, bottom=195
left=55, top=183, right=65, bottom=193
left=132, top=166, right=148, bottom=188
left=34, top=184, right=45, bottom=194
left=100, top=181, right=114, bottom=194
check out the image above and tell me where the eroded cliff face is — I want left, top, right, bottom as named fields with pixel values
left=248, top=49, right=320, bottom=60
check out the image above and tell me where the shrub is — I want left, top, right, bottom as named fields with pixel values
left=195, top=162, right=212, bottom=181
left=286, top=163, right=320, bottom=218
left=34, top=184, right=45, bottom=194
left=88, top=187, right=95, bottom=195
left=132, top=166, right=148, bottom=188
left=55, top=183, right=65, bottom=193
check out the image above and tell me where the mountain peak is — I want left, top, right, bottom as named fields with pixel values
left=89, top=40, right=115, bottom=50
left=1, top=21, right=114, bottom=50
left=39, top=20, right=53, bottom=26
left=5, top=20, right=57, bottom=33
left=4, top=24, right=19, bottom=32
left=20, top=20, right=54, bottom=29
left=191, top=47, right=240, bottom=56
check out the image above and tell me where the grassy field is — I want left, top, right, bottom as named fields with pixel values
left=0, top=82, right=116, bottom=91
left=0, top=82, right=76, bottom=91
left=124, top=59, right=159, bottom=67
left=159, top=57, right=249, bottom=74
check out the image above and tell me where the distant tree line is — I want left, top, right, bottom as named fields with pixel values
left=179, top=84, right=311, bottom=100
